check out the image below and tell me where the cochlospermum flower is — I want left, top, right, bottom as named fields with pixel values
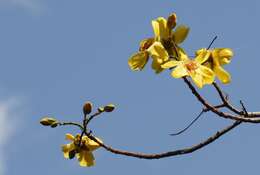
left=197, top=48, right=233, bottom=84
left=62, top=133, right=102, bottom=167
left=152, top=15, right=189, bottom=47
left=128, top=13, right=189, bottom=73
left=162, top=49, right=215, bottom=88
left=147, top=41, right=173, bottom=73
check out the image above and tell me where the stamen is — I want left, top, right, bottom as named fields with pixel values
left=185, top=61, right=198, bottom=72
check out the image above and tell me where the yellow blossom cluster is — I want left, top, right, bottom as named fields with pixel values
left=62, top=133, right=102, bottom=167
left=128, top=13, right=233, bottom=88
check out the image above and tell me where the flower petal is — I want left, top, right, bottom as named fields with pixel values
left=152, top=17, right=169, bottom=41
left=152, top=20, right=160, bottom=41
left=128, top=51, right=149, bottom=71
left=151, top=59, right=164, bottom=74
left=139, top=38, right=154, bottom=51
left=85, top=137, right=102, bottom=151
left=171, top=63, right=188, bottom=78
left=65, top=133, right=75, bottom=141
left=148, top=42, right=169, bottom=62
left=198, top=65, right=215, bottom=85
left=161, top=60, right=179, bottom=69
left=62, top=143, right=75, bottom=159
left=213, top=66, right=231, bottom=84
left=77, top=151, right=95, bottom=167
left=178, top=48, right=189, bottom=61
left=190, top=72, right=203, bottom=88
left=219, top=57, right=231, bottom=65
left=172, top=25, right=190, bottom=44
left=219, top=48, right=233, bottom=58
left=195, top=48, right=206, bottom=56
left=219, top=48, right=233, bottom=65
left=195, top=49, right=210, bottom=64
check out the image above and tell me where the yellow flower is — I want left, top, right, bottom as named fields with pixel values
left=146, top=41, right=171, bottom=73
left=162, top=49, right=214, bottom=88
left=128, top=51, right=149, bottom=71
left=197, top=48, right=233, bottom=84
left=152, top=15, right=189, bottom=45
left=62, top=133, right=102, bottom=167
left=128, top=13, right=189, bottom=73
left=151, top=15, right=189, bottom=57
left=147, top=41, right=189, bottom=73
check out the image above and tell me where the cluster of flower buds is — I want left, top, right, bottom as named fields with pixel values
left=83, top=101, right=115, bottom=115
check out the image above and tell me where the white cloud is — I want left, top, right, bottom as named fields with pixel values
left=0, top=0, right=45, bottom=14
left=0, top=97, right=23, bottom=175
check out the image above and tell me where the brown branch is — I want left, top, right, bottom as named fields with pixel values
left=171, top=103, right=231, bottom=136
left=203, top=104, right=226, bottom=112
left=87, top=121, right=241, bottom=159
left=183, top=77, right=260, bottom=123
left=212, top=82, right=242, bottom=115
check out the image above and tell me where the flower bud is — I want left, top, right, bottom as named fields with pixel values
left=50, top=122, right=59, bottom=128
left=83, top=101, right=93, bottom=115
left=167, top=13, right=177, bottom=30
left=98, top=107, right=105, bottom=113
left=104, top=104, right=115, bottom=112
left=40, top=117, right=57, bottom=126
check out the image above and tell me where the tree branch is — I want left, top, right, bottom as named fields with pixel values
left=58, top=122, right=84, bottom=130
left=87, top=121, right=241, bottom=159
left=183, top=77, right=260, bottom=123
left=212, top=82, right=242, bottom=115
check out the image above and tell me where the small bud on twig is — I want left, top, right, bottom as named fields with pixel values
left=40, top=117, right=57, bottom=126
left=98, top=107, right=105, bottom=113
left=167, top=13, right=177, bottom=30
left=83, top=101, right=93, bottom=115
left=50, top=122, right=59, bottom=128
left=104, top=104, right=115, bottom=112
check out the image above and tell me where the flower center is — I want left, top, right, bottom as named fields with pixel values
left=185, top=61, right=198, bottom=72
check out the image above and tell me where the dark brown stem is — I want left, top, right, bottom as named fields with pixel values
left=87, top=121, right=241, bottom=159
left=212, top=82, right=242, bottom=115
left=58, top=122, right=84, bottom=130
left=183, top=77, right=260, bottom=123
left=79, top=114, right=88, bottom=146
left=86, top=111, right=102, bottom=126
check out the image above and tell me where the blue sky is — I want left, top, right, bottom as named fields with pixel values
left=1, top=0, right=260, bottom=174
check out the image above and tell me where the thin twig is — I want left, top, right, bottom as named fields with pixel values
left=170, top=103, right=229, bottom=136
left=58, top=122, right=84, bottom=130
left=240, top=100, right=249, bottom=117
left=207, top=36, right=218, bottom=49
left=170, top=110, right=204, bottom=136
left=203, top=104, right=226, bottom=112
left=86, top=111, right=102, bottom=126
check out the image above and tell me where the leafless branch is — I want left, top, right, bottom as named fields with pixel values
left=86, top=121, right=241, bottom=159
left=183, top=77, right=260, bottom=123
